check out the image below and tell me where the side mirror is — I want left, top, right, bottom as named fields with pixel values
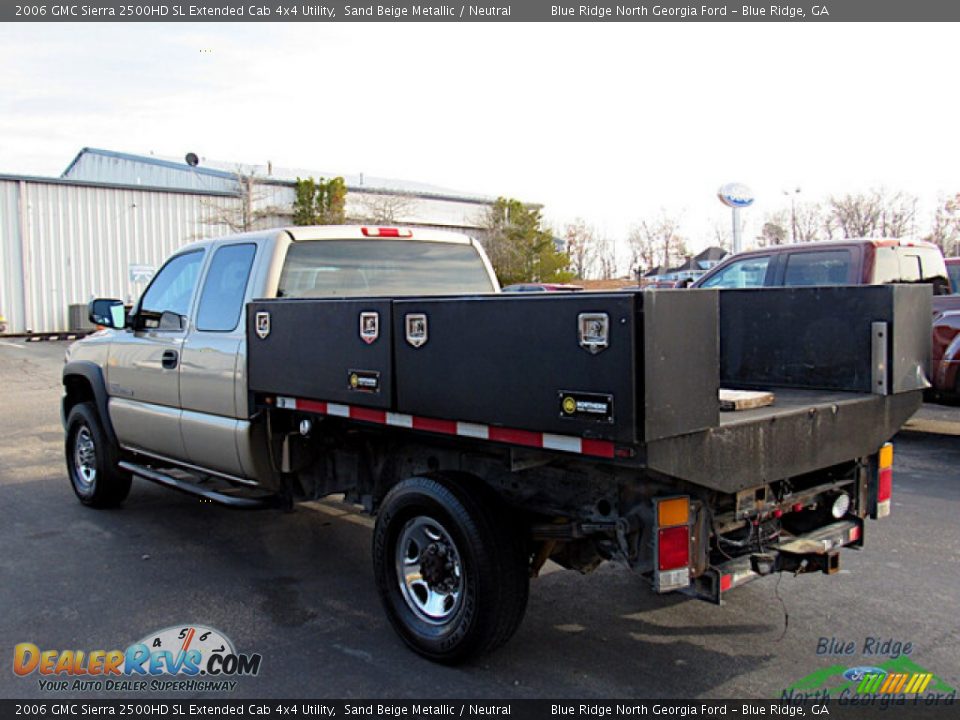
left=158, top=311, right=186, bottom=331
left=88, top=298, right=126, bottom=329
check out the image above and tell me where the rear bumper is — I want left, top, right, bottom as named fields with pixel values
left=686, top=518, right=864, bottom=605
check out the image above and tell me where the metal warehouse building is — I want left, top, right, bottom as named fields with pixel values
left=0, top=148, right=496, bottom=334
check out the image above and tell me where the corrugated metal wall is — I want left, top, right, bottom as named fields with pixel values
left=0, top=175, right=492, bottom=334
left=0, top=182, right=25, bottom=332
left=0, top=179, right=239, bottom=334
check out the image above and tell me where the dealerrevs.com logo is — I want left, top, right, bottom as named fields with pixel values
left=13, top=625, right=262, bottom=692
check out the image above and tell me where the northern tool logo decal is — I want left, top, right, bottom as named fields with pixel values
left=13, top=625, right=261, bottom=692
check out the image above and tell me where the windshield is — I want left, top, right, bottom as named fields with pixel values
left=278, top=239, right=496, bottom=298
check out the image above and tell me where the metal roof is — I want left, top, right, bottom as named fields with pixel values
left=62, top=147, right=497, bottom=205
left=0, top=171, right=236, bottom=197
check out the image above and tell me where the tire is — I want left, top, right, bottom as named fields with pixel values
left=65, top=402, right=131, bottom=507
left=372, top=475, right=529, bottom=664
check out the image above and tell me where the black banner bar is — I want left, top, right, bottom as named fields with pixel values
left=0, top=700, right=958, bottom=720
left=4, top=0, right=960, bottom=22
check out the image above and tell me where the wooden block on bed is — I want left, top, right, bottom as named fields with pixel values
left=719, top=389, right=775, bottom=411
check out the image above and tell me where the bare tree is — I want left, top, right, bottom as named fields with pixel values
left=794, top=201, right=826, bottom=243
left=827, top=189, right=917, bottom=239
left=629, top=213, right=686, bottom=274
left=711, top=221, right=732, bottom=252
left=627, top=223, right=659, bottom=275
left=352, top=191, right=417, bottom=225
left=592, top=232, right=619, bottom=280
left=564, top=218, right=596, bottom=279
left=924, top=193, right=960, bottom=256
left=201, top=168, right=284, bottom=234
left=878, top=190, right=917, bottom=238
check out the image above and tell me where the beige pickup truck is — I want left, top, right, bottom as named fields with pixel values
left=63, top=225, right=925, bottom=663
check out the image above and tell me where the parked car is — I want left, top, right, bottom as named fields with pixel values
left=692, top=238, right=958, bottom=396
left=932, top=310, right=960, bottom=397
left=946, top=257, right=960, bottom=293
left=501, top=282, right=583, bottom=292
left=692, top=238, right=950, bottom=294
left=931, top=259, right=960, bottom=398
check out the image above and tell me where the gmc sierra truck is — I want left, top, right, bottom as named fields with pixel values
left=63, top=225, right=929, bottom=663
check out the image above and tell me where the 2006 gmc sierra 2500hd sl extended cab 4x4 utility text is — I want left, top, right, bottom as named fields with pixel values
left=62, top=225, right=930, bottom=663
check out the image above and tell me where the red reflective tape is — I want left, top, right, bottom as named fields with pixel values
left=720, top=574, right=733, bottom=593
left=412, top=416, right=458, bottom=435
left=488, top=427, right=543, bottom=449
left=350, top=407, right=386, bottom=424
left=581, top=439, right=615, bottom=458
left=287, top=397, right=618, bottom=458
left=297, top=399, right=328, bottom=414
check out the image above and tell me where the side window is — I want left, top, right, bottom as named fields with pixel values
left=872, top=247, right=901, bottom=284
left=196, top=244, right=257, bottom=332
left=782, top=250, right=852, bottom=286
left=898, top=254, right=922, bottom=282
left=700, top=256, right=771, bottom=289
left=140, top=251, right=204, bottom=322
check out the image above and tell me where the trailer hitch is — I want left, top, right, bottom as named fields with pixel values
left=779, top=550, right=841, bottom=575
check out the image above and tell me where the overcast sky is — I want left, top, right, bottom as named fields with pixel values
left=1, top=22, right=958, bottom=263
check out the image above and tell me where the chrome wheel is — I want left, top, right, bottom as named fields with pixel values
left=73, top=426, right=97, bottom=489
left=396, top=516, right=464, bottom=625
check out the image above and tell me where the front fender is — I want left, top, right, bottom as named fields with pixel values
left=62, top=361, right=118, bottom=446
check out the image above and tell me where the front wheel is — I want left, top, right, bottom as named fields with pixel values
left=65, top=402, right=131, bottom=507
left=373, top=475, right=529, bottom=663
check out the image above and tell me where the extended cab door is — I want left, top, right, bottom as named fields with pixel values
left=107, top=249, right=205, bottom=460
left=179, top=242, right=258, bottom=477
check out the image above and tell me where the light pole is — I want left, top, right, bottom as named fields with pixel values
left=783, top=187, right=801, bottom=243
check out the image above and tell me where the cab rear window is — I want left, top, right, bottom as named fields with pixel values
left=278, top=239, right=496, bottom=298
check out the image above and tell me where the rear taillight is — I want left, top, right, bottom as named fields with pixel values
left=654, top=497, right=691, bottom=592
left=878, top=468, right=892, bottom=502
left=361, top=226, right=412, bottom=238
left=658, top=527, right=690, bottom=570
left=875, top=442, right=893, bottom=519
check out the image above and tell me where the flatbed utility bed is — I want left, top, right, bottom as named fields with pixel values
left=249, top=285, right=929, bottom=490
left=651, top=389, right=921, bottom=493
left=718, top=388, right=896, bottom=427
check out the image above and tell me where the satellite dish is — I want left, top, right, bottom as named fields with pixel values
left=185, top=152, right=199, bottom=167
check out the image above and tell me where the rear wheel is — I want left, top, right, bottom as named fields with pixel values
left=373, top=475, right=529, bottom=663
left=65, top=402, right=131, bottom=507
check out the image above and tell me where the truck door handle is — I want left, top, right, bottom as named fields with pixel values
left=162, top=350, right=179, bottom=369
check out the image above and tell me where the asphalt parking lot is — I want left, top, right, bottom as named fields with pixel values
left=0, top=339, right=958, bottom=700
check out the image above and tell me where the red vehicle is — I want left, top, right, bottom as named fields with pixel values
left=692, top=238, right=950, bottom=293
left=930, top=259, right=960, bottom=397
left=947, top=257, right=960, bottom=293
left=693, top=239, right=960, bottom=396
